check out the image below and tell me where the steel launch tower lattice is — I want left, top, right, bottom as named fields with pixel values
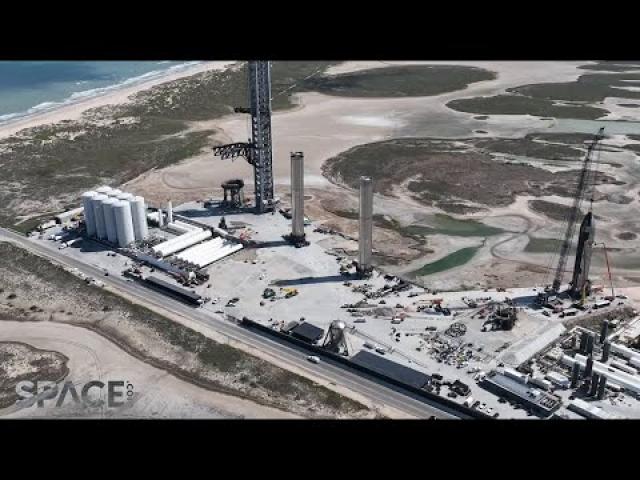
left=551, top=127, right=604, bottom=295
left=213, top=61, right=275, bottom=213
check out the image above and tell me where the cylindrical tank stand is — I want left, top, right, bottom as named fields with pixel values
left=357, top=176, right=373, bottom=277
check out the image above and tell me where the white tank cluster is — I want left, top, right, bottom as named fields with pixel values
left=81, top=186, right=148, bottom=246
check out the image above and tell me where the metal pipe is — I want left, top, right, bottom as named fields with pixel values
left=601, top=341, right=611, bottom=363
left=589, top=373, right=600, bottom=396
left=579, top=332, right=588, bottom=353
left=600, top=320, right=609, bottom=344
left=585, top=354, right=594, bottom=378
left=586, top=333, right=595, bottom=355
left=597, top=375, right=607, bottom=400
left=571, top=362, right=580, bottom=388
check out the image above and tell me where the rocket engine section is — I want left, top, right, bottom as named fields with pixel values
left=570, top=211, right=595, bottom=299
left=322, top=320, right=349, bottom=356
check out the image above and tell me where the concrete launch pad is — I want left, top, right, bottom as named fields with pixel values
left=29, top=195, right=640, bottom=419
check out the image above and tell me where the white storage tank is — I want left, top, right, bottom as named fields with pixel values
left=113, top=200, right=135, bottom=247
left=81, top=191, right=98, bottom=237
left=502, top=367, right=529, bottom=384
left=102, top=197, right=119, bottom=244
left=545, top=371, right=570, bottom=389
left=529, top=376, right=553, bottom=391
left=117, top=192, right=135, bottom=203
left=130, top=196, right=148, bottom=241
left=96, top=186, right=113, bottom=195
left=106, top=188, right=123, bottom=198
left=92, top=193, right=109, bottom=239
left=166, top=201, right=173, bottom=224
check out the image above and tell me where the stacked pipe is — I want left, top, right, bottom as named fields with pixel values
left=151, top=228, right=212, bottom=258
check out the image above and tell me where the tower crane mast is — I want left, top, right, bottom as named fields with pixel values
left=550, top=127, right=605, bottom=294
left=213, top=61, right=275, bottom=214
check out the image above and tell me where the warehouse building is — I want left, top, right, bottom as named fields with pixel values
left=290, top=322, right=325, bottom=344
left=481, top=371, right=562, bottom=417
left=351, top=351, right=430, bottom=390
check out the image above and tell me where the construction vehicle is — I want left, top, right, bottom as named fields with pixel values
left=262, top=287, right=276, bottom=299
left=282, top=287, right=299, bottom=299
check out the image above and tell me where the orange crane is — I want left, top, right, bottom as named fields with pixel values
left=595, top=242, right=615, bottom=300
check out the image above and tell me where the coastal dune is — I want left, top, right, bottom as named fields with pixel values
left=0, top=61, right=236, bottom=140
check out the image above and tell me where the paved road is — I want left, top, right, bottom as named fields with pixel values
left=0, top=228, right=465, bottom=419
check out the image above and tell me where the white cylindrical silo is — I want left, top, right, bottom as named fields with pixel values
left=113, top=200, right=135, bottom=247
left=166, top=201, right=173, bottom=224
left=92, top=194, right=109, bottom=239
left=96, top=186, right=113, bottom=195
left=106, top=188, right=123, bottom=198
left=117, top=192, right=134, bottom=202
left=81, top=191, right=97, bottom=237
left=157, top=208, right=164, bottom=227
left=102, top=197, right=119, bottom=244
left=130, top=196, right=148, bottom=241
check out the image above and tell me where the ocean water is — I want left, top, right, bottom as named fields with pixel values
left=0, top=61, right=201, bottom=124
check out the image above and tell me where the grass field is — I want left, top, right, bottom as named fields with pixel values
left=301, top=65, right=496, bottom=98
left=323, top=137, right=605, bottom=210
left=524, top=237, right=563, bottom=253
left=447, top=94, right=609, bottom=120
left=511, top=72, right=640, bottom=102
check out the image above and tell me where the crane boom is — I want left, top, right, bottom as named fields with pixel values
left=551, top=127, right=604, bottom=294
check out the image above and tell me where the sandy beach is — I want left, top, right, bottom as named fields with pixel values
left=0, top=321, right=297, bottom=419
left=0, top=61, right=237, bottom=139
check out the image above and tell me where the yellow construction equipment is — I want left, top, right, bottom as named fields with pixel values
left=281, top=287, right=299, bottom=298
